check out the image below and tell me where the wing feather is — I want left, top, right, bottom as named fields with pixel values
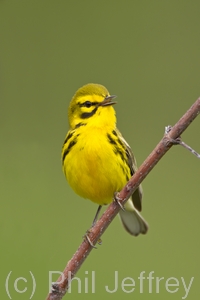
left=115, top=128, right=142, bottom=211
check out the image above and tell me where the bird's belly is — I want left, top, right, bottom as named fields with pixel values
left=64, top=136, right=128, bottom=205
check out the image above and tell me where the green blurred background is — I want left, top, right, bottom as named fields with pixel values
left=1, top=1, right=199, bottom=299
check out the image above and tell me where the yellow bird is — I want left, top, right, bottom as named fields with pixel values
left=62, top=83, right=148, bottom=236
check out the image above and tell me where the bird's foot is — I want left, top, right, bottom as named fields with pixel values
left=114, top=192, right=125, bottom=211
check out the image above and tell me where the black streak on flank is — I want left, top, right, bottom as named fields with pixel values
left=119, top=163, right=129, bottom=182
left=81, top=107, right=98, bottom=119
left=63, top=131, right=74, bottom=145
left=109, top=131, right=131, bottom=182
left=108, top=133, right=126, bottom=162
left=114, top=148, right=126, bottom=163
left=107, top=133, right=117, bottom=146
left=112, top=130, right=117, bottom=137
left=62, top=139, right=77, bottom=162
left=112, top=130, right=125, bottom=148
left=108, top=132, right=125, bottom=151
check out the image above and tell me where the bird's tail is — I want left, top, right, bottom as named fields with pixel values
left=118, top=198, right=148, bottom=236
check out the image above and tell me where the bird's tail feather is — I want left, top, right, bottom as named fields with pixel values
left=119, top=199, right=148, bottom=236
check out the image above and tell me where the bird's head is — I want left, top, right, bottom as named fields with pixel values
left=68, top=83, right=117, bottom=129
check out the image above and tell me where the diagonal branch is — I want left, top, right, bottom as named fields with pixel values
left=46, top=97, right=200, bottom=300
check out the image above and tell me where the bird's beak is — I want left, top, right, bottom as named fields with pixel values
left=100, top=95, right=117, bottom=107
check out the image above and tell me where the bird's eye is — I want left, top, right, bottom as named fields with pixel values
left=84, top=101, right=92, bottom=108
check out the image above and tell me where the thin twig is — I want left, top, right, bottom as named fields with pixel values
left=46, top=97, right=200, bottom=300
left=178, top=141, right=200, bottom=158
left=165, top=125, right=200, bottom=158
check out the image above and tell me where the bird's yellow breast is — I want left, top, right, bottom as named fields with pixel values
left=63, top=126, right=130, bottom=205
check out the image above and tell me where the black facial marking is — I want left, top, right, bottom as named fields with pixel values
left=78, top=101, right=99, bottom=108
left=75, top=122, right=87, bottom=129
left=81, top=106, right=98, bottom=119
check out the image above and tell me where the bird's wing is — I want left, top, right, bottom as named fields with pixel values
left=116, top=128, right=143, bottom=212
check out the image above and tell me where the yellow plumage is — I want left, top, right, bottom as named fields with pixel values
left=62, top=83, right=148, bottom=236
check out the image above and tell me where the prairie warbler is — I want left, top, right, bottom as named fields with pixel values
left=62, top=83, right=148, bottom=236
